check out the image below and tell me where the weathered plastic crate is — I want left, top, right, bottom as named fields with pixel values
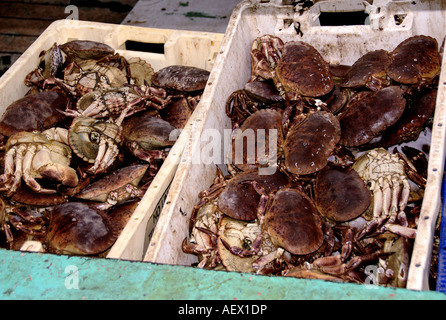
left=144, top=0, right=446, bottom=291
left=0, top=19, right=223, bottom=261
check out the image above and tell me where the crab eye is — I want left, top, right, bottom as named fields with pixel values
left=243, top=238, right=252, bottom=250
left=90, top=131, right=100, bottom=143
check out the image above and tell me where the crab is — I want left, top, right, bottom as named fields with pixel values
left=228, top=108, right=284, bottom=174
left=352, top=148, right=424, bottom=240
left=182, top=201, right=222, bottom=269
left=152, top=65, right=210, bottom=93
left=376, top=233, right=412, bottom=288
left=74, top=164, right=149, bottom=210
left=386, top=35, right=441, bottom=86
left=338, top=86, right=406, bottom=147
left=63, top=84, right=171, bottom=121
left=0, top=91, right=69, bottom=138
left=282, top=110, right=341, bottom=177
left=68, top=116, right=122, bottom=175
left=24, top=43, right=65, bottom=90
left=225, top=81, right=284, bottom=124
left=249, top=34, right=284, bottom=83
left=0, top=197, right=47, bottom=248
left=0, top=128, right=78, bottom=196
left=46, top=202, right=117, bottom=255
left=374, top=87, right=437, bottom=148
left=274, top=41, right=334, bottom=100
left=44, top=59, right=128, bottom=98
left=219, top=186, right=325, bottom=273
left=341, top=49, right=391, bottom=91
left=59, top=40, right=115, bottom=62
left=314, top=165, right=371, bottom=223
left=183, top=168, right=290, bottom=269
left=121, top=111, right=177, bottom=175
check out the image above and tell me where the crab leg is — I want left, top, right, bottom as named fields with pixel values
left=0, top=147, right=16, bottom=185
left=10, top=144, right=27, bottom=195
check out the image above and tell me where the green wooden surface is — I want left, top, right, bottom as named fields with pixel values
left=1, top=249, right=445, bottom=300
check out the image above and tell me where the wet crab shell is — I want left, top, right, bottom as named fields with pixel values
left=265, top=188, right=324, bottom=255
left=338, top=86, right=406, bottom=147
left=217, top=170, right=290, bottom=221
left=75, top=164, right=148, bottom=202
left=68, top=116, right=121, bottom=163
left=376, top=87, right=437, bottom=147
left=126, top=57, right=154, bottom=86
left=0, top=91, right=69, bottom=137
left=122, top=112, right=177, bottom=151
left=151, top=65, right=210, bottom=92
left=59, top=40, right=115, bottom=62
left=341, top=49, right=390, bottom=90
left=314, top=166, right=371, bottom=222
left=283, top=111, right=341, bottom=175
left=230, top=109, right=284, bottom=172
left=275, top=41, right=334, bottom=97
left=217, top=216, right=262, bottom=273
left=386, top=35, right=441, bottom=85
left=47, top=202, right=117, bottom=255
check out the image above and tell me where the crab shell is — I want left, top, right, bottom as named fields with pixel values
left=230, top=108, right=284, bottom=172
left=127, top=57, right=154, bottom=86
left=314, top=166, right=371, bottom=222
left=122, top=112, right=176, bottom=153
left=386, top=35, right=441, bottom=85
left=338, top=86, right=406, bottom=147
left=0, top=91, right=69, bottom=137
left=217, top=216, right=262, bottom=273
left=275, top=41, right=334, bottom=97
left=376, top=87, right=437, bottom=147
left=59, top=40, right=115, bottom=62
left=75, top=164, right=148, bottom=203
left=68, top=116, right=121, bottom=164
left=283, top=111, right=341, bottom=175
left=265, top=188, right=324, bottom=255
left=152, top=65, right=210, bottom=92
left=217, top=170, right=290, bottom=221
left=47, top=202, right=117, bottom=255
left=341, top=49, right=390, bottom=90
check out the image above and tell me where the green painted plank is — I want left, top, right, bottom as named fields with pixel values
left=1, top=249, right=445, bottom=300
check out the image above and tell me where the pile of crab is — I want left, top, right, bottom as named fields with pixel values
left=0, top=40, right=210, bottom=256
left=182, top=34, right=440, bottom=288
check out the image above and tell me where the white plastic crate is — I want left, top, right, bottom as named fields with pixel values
left=144, top=0, right=446, bottom=291
left=0, top=19, right=224, bottom=261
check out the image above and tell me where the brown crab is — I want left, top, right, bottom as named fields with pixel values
left=228, top=108, right=284, bottom=174
left=338, top=86, right=406, bottom=147
left=352, top=148, right=423, bottom=240
left=46, top=59, right=128, bottom=98
left=0, top=128, right=78, bottom=196
left=274, top=41, right=334, bottom=100
left=374, top=87, right=437, bottom=147
left=121, top=112, right=177, bottom=175
left=64, top=84, right=170, bottom=122
left=314, top=165, right=371, bottom=223
left=68, top=116, right=122, bottom=175
left=249, top=34, right=284, bottom=83
left=152, top=65, right=210, bottom=93
left=282, top=110, right=341, bottom=176
left=0, top=91, right=69, bottom=138
left=75, top=164, right=148, bottom=210
left=46, top=202, right=117, bottom=255
left=220, top=186, right=325, bottom=274
left=386, top=35, right=441, bottom=85
left=0, top=197, right=47, bottom=247
left=341, top=49, right=391, bottom=91
left=59, top=40, right=115, bottom=62
left=225, top=80, right=284, bottom=124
